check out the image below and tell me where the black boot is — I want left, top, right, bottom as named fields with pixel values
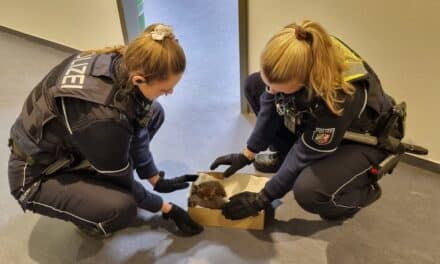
left=253, top=152, right=285, bottom=173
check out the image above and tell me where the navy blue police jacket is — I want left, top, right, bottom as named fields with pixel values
left=247, top=84, right=368, bottom=200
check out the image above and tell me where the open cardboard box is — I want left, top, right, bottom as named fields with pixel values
left=187, top=171, right=274, bottom=230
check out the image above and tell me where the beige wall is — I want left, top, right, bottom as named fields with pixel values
left=0, top=0, right=124, bottom=50
left=248, top=0, right=440, bottom=162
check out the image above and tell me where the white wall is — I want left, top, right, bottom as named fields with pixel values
left=0, top=0, right=125, bottom=50
left=248, top=0, right=440, bottom=163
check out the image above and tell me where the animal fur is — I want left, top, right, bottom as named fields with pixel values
left=188, top=181, right=227, bottom=209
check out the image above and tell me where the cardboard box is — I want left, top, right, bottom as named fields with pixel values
left=187, top=171, right=274, bottom=230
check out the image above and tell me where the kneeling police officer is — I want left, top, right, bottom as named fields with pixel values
left=8, top=24, right=203, bottom=237
left=211, top=20, right=423, bottom=221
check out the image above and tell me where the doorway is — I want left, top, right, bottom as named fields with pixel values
left=117, top=0, right=249, bottom=113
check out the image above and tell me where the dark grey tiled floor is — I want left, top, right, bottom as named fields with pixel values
left=1, top=1, right=439, bottom=263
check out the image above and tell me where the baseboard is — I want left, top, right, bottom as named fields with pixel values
left=0, top=25, right=79, bottom=54
left=401, top=154, right=440, bottom=174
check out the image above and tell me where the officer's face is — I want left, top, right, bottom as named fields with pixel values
left=260, top=71, right=303, bottom=95
left=133, top=73, right=183, bottom=100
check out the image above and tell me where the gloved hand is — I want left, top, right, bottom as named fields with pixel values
left=222, top=191, right=271, bottom=220
left=210, top=153, right=253, bottom=177
left=154, top=171, right=198, bottom=193
left=162, top=203, right=204, bottom=235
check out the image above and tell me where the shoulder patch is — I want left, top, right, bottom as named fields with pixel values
left=312, top=128, right=335, bottom=145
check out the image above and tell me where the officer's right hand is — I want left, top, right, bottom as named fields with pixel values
left=162, top=203, right=204, bottom=236
left=210, top=153, right=253, bottom=177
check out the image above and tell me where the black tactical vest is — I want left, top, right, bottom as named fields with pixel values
left=9, top=52, right=136, bottom=169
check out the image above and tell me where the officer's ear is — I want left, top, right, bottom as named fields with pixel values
left=132, top=75, right=146, bottom=86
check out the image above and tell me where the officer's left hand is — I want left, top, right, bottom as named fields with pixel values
left=222, top=191, right=271, bottom=220
left=162, top=203, right=204, bottom=236
left=210, top=153, right=253, bottom=177
left=154, top=171, right=198, bottom=193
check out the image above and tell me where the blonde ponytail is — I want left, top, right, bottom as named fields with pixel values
left=261, top=20, right=354, bottom=115
left=302, top=21, right=354, bottom=115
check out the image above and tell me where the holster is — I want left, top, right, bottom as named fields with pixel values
left=8, top=138, right=74, bottom=176
left=8, top=138, right=92, bottom=211
left=345, top=102, right=404, bottom=180
left=376, top=102, right=406, bottom=153
left=345, top=101, right=427, bottom=180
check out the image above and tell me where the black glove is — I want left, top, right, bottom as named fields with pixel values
left=162, top=203, right=204, bottom=236
left=222, top=191, right=271, bottom=220
left=154, top=171, right=198, bottom=193
left=210, top=153, right=253, bottom=177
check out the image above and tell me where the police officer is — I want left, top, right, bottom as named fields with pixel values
left=8, top=24, right=203, bottom=237
left=211, top=20, right=397, bottom=221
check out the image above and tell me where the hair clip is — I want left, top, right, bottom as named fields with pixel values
left=151, top=25, right=174, bottom=41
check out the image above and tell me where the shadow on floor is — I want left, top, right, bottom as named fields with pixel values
left=119, top=214, right=277, bottom=262
left=25, top=213, right=276, bottom=263
left=249, top=218, right=343, bottom=243
left=27, top=217, right=105, bottom=263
